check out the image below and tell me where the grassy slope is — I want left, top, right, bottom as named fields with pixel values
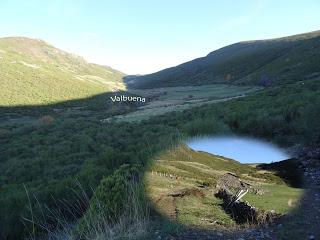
left=145, top=145, right=303, bottom=229
left=0, top=37, right=125, bottom=106
left=129, top=30, right=320, bottom=89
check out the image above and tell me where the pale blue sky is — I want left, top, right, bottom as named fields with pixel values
left=0, top=0, right=319, bottom=74
left=187, top=136, right=290, bottom=163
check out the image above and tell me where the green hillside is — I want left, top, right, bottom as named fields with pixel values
left=1, top=75, right=318, bottom=239
left=128, top=30, right=320, bottom=89
left=0, top=37, right=126, bottom=106
left=146, top=145, right=303, bottom=229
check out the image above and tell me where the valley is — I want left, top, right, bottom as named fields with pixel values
left=0, top=30, right=320, bottom=239
left=103, top=84, right=260, bottom=122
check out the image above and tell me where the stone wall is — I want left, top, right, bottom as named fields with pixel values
left=215, top=189, right=281, bottom=224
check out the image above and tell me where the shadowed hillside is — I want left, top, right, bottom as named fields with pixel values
left=128, top=30, right=320, bottom=89
left=0, top=75, right=319, bottom=239
left=0, top=37, right=126, bottom=106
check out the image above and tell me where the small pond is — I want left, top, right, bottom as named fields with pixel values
left=186, top=136, right=290, bottom=164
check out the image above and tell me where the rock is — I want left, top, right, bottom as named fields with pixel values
left=309, top=235, right=315, bottom=240
left=216, top=173, right=252, bottom=195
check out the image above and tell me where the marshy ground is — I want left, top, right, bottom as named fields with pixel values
left=105, top=84, right=260, bottom=122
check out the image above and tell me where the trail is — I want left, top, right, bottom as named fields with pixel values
left=155, top=194, right=178, bottom=220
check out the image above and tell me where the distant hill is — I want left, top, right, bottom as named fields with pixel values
left=0, top=37, right=125, bottom=106
left=127, top=30, right=320, bottom=89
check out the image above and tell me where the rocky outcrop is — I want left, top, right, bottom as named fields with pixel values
left=216, top=173, right=262, bottom=195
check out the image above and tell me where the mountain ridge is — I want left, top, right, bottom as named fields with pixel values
left=127, top=30, right=320, bottom=89
left=0, top=37, right=126, bottom=106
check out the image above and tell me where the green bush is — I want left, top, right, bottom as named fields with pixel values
left=74, top=164, right=144, bottom=237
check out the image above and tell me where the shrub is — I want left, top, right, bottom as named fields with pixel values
left=37, top=115, right=55, bottom=125
left=74, top=164, right=149, bottom=239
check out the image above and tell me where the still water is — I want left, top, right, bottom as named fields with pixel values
left=186, top=136, right=290, bottom=164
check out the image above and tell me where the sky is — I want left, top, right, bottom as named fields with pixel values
left=0, top=0, right=319, bottom=74
left=187, top=136, right=290, bottom=163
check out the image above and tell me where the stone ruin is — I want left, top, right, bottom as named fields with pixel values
left=215, top=173, right=280, bottom=224
left=216, top=173, right=265, bottom=195
left=216, top=173, right=251, bottom=195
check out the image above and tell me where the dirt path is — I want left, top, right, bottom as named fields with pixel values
left=155, top=194, right=178, bottom=220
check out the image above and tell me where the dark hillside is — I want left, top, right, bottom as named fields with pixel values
left=128, top=30, right=320, bottom=89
